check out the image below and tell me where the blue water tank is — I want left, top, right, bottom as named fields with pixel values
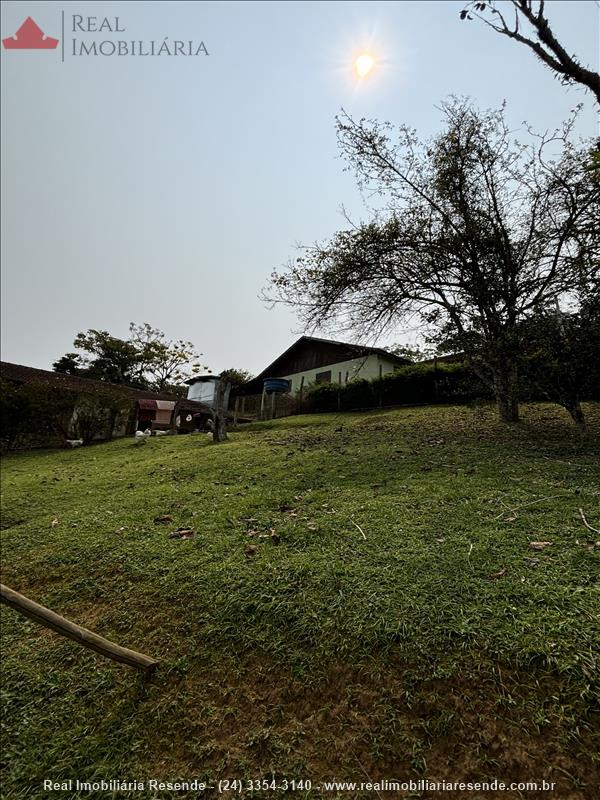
left=263, top=378, right=291, bottom=393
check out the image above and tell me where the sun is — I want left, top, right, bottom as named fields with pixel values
left=355, top=52, right=375, bottom=78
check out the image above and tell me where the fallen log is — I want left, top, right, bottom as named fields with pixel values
left=0, top=583, right=159, bottom=674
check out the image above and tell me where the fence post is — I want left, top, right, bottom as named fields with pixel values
left=260, top=387, right=266, bottom=420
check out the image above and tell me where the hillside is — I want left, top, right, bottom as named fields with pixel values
left=1, top=403, right=599, bottom=798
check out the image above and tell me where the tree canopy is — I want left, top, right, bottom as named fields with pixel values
left=219, top=368, right=254, bottom=390
left=268, top=100, right=599, bottom=422
left=53, top=323, right=204, bottom=393
left=521, top=297, right=600, bottom=429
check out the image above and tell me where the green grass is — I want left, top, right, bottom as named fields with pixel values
left=1, top=403, right=599, bottom=798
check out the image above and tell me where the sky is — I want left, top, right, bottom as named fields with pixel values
left=1, top=0, right=598, bottom=376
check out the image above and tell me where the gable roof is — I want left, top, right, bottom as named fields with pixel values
left=256, top=336, right=411, bottom=379
left=241, top=336, right=411, bottom=394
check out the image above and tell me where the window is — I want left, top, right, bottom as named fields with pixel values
left=315, top=370, right=332, bottom=384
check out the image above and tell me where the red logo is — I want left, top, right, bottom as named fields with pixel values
left=3, top=17, right=59, bottom=50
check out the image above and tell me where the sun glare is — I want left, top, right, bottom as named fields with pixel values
left=355, top=52, right=375, bottom=78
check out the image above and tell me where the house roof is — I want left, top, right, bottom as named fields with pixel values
left=419, top=353, right=466, bottom=365
left=0, top=361, right=180, bottom=402
left=185, top=373, right=219, bottom=385
left=240, top=336, right=412, bottom=394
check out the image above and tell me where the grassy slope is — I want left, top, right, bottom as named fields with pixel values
left=1, top=403, right=599, bottom=799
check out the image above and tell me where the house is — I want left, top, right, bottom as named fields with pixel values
left=241, top=336, right=411, bottom=396
left=0, top=361, right=212, bottom=445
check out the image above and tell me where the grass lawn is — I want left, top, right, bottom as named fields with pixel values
left=1, top=403, right=599, bottom=799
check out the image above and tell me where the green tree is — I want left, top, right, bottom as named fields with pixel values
left=52, top=353, right=84, bottom=375
left=219, top=368, right=254, bottom=390
left=53, top=324, right=205, bottom=393
left=267, top=100, right=598, bottom=422
left=69, top=329, right=142, bottom=386
left=522, top=299, right=600, bottom=429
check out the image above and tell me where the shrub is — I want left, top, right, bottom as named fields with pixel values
left=304, top=382, right=339, bottom=412
left=0, top=380, right=129, bottom=451
left=69, top=391, right=129, bottom=444
left=304, top=363, right=490, bottom=414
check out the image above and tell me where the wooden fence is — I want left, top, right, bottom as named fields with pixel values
left=232, top=392, right=303, bottom=422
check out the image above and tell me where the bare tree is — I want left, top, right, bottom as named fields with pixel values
left=128, top=323, right=204, bottom=392
left=267, top=100, right=598, bottom=422
left=461, top=1, right=600, bottom=105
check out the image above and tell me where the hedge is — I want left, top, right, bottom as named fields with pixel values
left=0, top=380, right=130, bottom=452
left=305, top=362, right=491, bottom=412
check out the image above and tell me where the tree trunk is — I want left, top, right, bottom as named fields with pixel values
left=211, top=380, right=231, bottom=443
left=497, top=395, right=520, bottom=423
left=565, top=398, right=586, bottom=430
left=493, top=366, right=520, bottom=423
left=212, top=412, right=228, bottom=443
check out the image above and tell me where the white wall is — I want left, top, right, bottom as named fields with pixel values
left=283, top=354, right=399, bottom=394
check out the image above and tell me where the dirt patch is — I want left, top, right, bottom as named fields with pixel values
left=138, top=654, right=599, bottom=798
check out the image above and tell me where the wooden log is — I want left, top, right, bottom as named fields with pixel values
left=0, top=583, right=159, bottom=674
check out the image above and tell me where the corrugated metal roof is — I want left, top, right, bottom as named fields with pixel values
left=0, top=361, right=180, bottom=402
